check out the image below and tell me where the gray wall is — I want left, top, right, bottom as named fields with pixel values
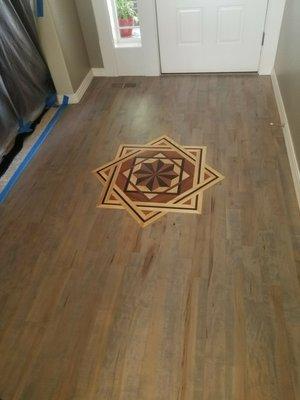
left=37, top=0, right=104, bottom=96
left=75, top=0, right=103, bottom=68
left=275, top=0, right=300, bottom=165
left=37, top=0, right=74, bottom=95
left=49, top=0, right=91, bottom=91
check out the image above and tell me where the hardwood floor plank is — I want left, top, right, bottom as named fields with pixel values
left=0, top=75, right=299, bottom=400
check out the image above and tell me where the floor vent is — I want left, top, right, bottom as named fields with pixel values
left=111, top=82, right=138, bottom=88
left=124, top=83, right=137, bottom=88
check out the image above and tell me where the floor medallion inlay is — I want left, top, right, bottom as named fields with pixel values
left=93, top=136, right=224, bottom=226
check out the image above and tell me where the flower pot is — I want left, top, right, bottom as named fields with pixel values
left=119, top=17, right=134, bottom=38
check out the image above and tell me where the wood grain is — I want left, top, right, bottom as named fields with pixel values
left=0, top=75, right=299, bottom=400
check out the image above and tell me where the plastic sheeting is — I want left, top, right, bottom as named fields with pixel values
left=0, top=0, right=55, bottom=159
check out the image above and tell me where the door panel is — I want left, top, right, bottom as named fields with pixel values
left=156, top=0, right=269, bottom=73
left=178, top=9, right=203, bottom=44
left=217, top=7, right=244, bottom=43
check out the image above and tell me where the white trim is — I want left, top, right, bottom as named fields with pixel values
left=92, top=67, right=107, bottom=77
left=259, top=0, right=286, bottom=75
left=72, top=70, right=94, bottom=103
left=91, top=0, right=118, bottom=76
left=57, top=68, right=108, bottom=104
left=57, top=70, right=94, bottom=104
left=57, top=95, right=67, bottom=105
left=271, top=69, right=300, bottom=209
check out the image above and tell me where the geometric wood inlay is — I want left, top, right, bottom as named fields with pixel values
left=93, top=136, right=224, bottom=227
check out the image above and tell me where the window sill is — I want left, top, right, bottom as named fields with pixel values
left=114, top=41, right=142, bottom=49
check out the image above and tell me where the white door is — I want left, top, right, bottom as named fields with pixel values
left=156, top=0, right=269, bottom=73
left=92, top=0, right=160, bottom=76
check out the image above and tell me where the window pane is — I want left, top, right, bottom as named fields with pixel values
left=116, top=0, right=141, bottom=39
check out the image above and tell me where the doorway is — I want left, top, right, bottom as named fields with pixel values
left=156, top=0, right=269, bottom=73
left=93, top=0, right=277, bottom=76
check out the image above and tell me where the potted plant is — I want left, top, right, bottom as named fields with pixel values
left=116, top=0, right=137, bottom=38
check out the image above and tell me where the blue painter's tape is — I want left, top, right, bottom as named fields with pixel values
left=0, top=98, right=69, bottom=203
left=62, top=95, right=69, bottom=106
left=18, top=120, right=33, bottom=134
left=45, top=93, right=57, bottom=109
left=36, top=0, right=44, bottom=17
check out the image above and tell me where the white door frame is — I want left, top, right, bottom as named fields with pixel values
left=91, top=0, right=118, bottom=76
left=259, top=0, right=286, bottom=75
left=91, top=0, right=286, bottom=76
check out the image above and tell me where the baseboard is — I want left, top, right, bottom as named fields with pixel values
left=271, top=69, right=300, bottom=209
left=57, top=69, right=94, bottom=104
left=92, top=67, right=107, bottom=77
left=57, top=68, right=107, bottom=104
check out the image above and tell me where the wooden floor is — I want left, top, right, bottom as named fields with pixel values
left=0, top=75, right=299, bottom=400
